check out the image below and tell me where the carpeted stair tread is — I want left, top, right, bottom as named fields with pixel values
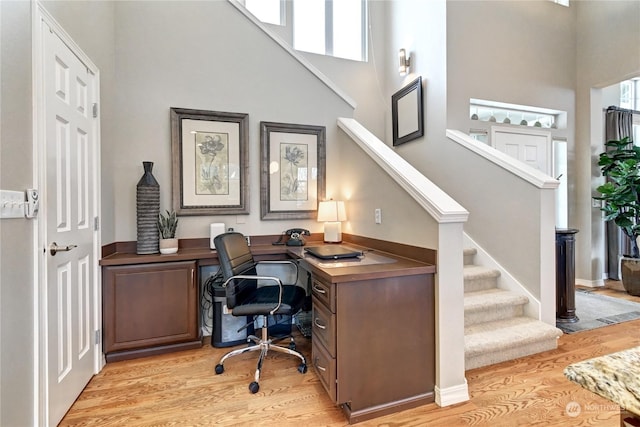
left=464, top=288, right=529, bottom=313
left=465, top=316, right=562, bottom=358
left=462, top=247, right=560, bottom=369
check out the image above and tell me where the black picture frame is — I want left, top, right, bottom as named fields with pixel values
left=170, top=107, right=249, bottom=216
left=392, top=76, right=424, bottom=146
left=260, top=121, right=326, bottom=220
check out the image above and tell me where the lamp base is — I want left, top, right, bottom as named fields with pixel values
left=323, top=222, right=342, bottom=243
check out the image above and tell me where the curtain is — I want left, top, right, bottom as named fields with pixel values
left=605, top=107, right=634, bottom=280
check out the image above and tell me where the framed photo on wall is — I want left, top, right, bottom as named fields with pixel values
left=260, top=121, right=326, bottom=220
left=170, top=107, right=249, bottom=215
left=392, top=76, right=424, bottom=146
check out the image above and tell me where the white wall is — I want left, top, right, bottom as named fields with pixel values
left=111, top=1, right=354, bottom=242
left=1, top=2, right=35, bottom=424
left=574, top=0, right=640, bottom=284
left=443, top=0, right=575, bottom=294
left=364, top=0, right=575, bottom=293
left=254, top=0, right=388, bottom=140
left=1, top=1, right=116, bottom=424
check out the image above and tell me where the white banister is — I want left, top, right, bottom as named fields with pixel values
left=446, top=129, right=559, bottom=189
left=338, top=118, right=469, bottom=223
left=338, top=117, right=470, bottom=407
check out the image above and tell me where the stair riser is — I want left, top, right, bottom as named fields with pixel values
left=464, top=276, right=499, bottom=293
left=465, top=305, right=524, bottom=327
left=464, top=253, right=475, bottom=266
left=465, top=338, right=559, bottom=371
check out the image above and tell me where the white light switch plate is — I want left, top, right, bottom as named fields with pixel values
left=0, top=190, right=25, bottom=219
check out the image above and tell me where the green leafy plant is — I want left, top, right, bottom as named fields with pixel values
left=157, top=210, right=178, bottom=239
left=595, top=137, right=640, bottom=258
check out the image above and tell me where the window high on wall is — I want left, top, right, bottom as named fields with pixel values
left=293, top=0, right=368, bottom=62
left=243, top=0, right=284, bottom=26
left=620, top=78, right=640, bottom=144
left=620, top=79, right=640, bottom=111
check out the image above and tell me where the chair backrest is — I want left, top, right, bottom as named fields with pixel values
left=214, top=232, right=258, bottom=309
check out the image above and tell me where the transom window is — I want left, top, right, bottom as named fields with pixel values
left=620, top=79, right=640, bottom=144
left=293, top=0, right=367, bottom=62
left=243, top=0, right=284, bottom=26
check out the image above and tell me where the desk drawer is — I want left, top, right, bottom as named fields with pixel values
left=311, top=277, right=335, bottom=312
left=312, top=297, right=336, bottom=355
left=312, top=339, right=336, bottom=402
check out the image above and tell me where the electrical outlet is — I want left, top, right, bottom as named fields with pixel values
left=592, top=199, right=601, bottom=209
left=374, top=208, right=382, bottom=224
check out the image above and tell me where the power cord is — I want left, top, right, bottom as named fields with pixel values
left=200, top=270, right=224, bottom=335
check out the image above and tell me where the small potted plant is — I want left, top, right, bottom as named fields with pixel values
left=595, top=136, right=640, bottom=295
left=157, top=210, right=179, bottom=254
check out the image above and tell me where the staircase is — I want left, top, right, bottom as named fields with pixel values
left=464, top=248, right=563, bottom=371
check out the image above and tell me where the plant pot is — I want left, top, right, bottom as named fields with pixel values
left=159, top=238, right=178, bottom=255
left=620, top=257, right=640, bottom=296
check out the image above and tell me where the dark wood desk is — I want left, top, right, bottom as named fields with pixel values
left=100, top=236, right=436, bottom=423
left=290, top=246, right=436, bottom=424
left=99, top=236, right=295, bottom=362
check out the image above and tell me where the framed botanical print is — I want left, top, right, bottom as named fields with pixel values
left=260, top=121, right=326, bottom=220
left=170, top=108, right=249, bottom=215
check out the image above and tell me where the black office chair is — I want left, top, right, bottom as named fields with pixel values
left=213, top=232, right=307, bottom=393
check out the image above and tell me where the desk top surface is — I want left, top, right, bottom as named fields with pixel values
left=100, top=238, right=435, bottom=282
left=564, top=346, right=640, bottom=416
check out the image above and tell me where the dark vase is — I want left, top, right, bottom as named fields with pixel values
left=136, top=161, right=160, bottom=254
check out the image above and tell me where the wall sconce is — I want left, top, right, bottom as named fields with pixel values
left=398, top=48, right=411, bottom=76
left=317, top=200, right=347, bottom=243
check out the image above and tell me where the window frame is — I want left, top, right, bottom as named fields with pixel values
left=293, top=0, right=368, bottom=62
left=242, top=0, right=285, bottom=26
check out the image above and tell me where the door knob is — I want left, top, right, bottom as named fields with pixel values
left=49, top=242, right=78, bottom=256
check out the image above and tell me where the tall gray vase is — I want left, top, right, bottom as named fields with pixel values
left=136, top=161, right=160, bottom=254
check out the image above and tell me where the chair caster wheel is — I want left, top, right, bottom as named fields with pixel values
left=298, top=363, right=307, bottom=374
left=288, top=342, right=296, bottom=350
left=249, top=381, right=260, bottom=393
left=215, top=364, right=224, bottom=375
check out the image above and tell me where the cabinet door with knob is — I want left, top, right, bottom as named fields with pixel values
left=103, top=260, right=201, bottom=361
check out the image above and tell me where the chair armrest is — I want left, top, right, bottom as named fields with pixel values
left=222, top=274, right=284, bottom=315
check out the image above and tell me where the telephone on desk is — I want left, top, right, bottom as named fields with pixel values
left=272, top=228, right=310, bottom=246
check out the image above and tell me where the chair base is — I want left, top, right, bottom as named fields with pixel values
left=214, top=315, right=307, bottom=393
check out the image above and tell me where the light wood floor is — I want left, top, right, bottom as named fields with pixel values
left=60, top=285, right=640, bottom=426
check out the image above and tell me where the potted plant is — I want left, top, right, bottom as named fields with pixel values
left=595, top=136, right=640, bottom=295
left=157, top=210, right=179, bottom=254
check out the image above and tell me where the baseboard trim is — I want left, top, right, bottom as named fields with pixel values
left=435, top=380, right=470, bottom=407
left=575, top=278, right=605, bottom=288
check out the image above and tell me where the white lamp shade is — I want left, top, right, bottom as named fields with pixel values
left=317, top=200, right=347, bottom=222
left=318, top=200, right=346, bottom=243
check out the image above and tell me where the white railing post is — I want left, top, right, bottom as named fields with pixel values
left=337, top=118, right=470, bottom=406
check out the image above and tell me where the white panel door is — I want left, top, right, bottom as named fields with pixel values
left=491, top=126, right=551, bottom=174
left=44, top=25, right=97, bottom=427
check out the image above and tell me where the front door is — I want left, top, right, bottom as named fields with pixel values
left=39, top=16, right=101, bottom=426
left=491, top=126, right=551, bottom=174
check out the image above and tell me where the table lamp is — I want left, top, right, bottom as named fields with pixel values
left=317, top=200, right=347, bottom=243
